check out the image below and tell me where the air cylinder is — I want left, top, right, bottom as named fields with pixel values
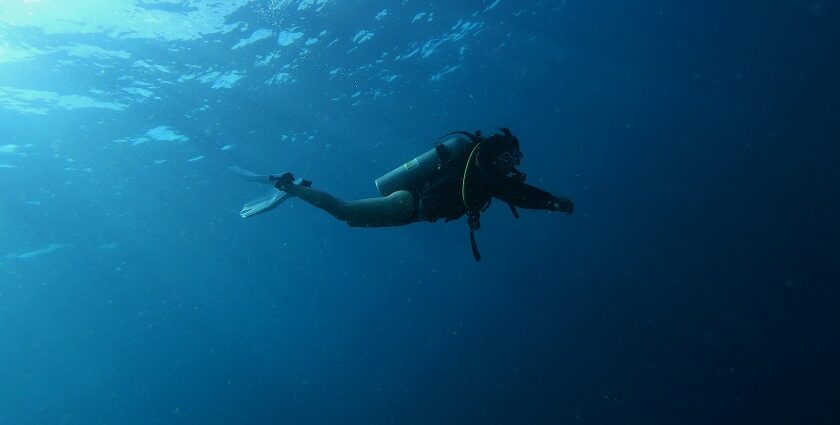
left=375, top=137, right=473, bottom=196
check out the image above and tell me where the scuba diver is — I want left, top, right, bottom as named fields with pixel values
left=235, top=128, right=574, bottom=261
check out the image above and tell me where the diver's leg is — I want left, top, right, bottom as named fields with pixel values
left=342, top=190, right=418, bottom=227
left=284, top=185, right=417, bottom=227
left=282, top=184, right=347, bottom=219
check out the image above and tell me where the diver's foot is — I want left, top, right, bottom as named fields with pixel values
left=288, top=179, right=313, bottom=196
left=271, top=172, right=294, bottom=190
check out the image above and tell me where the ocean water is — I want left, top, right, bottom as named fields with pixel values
left=1, top=1, right=838, bottom=424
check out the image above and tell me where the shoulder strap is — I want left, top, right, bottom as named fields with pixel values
left=434, top=142, right=452, bottom=169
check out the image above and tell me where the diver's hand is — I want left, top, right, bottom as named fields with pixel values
left=548, top=196, right=574, bottom=214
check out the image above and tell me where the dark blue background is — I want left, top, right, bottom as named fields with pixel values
left=0, top=1, right=838, bottom=424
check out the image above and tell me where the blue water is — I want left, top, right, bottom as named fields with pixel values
left=1, top=1, right=838, bottom=424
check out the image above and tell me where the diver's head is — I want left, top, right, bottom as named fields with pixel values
left=476, top=128, right=522, bottom=175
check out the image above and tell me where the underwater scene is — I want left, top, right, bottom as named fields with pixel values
left=1, top=0, right=838, bottom=424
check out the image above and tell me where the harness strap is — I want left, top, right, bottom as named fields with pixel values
left=469, top=229, right=481, bottom=261
left=508, top=203, right=520, bottom=219
left=467, top=211, right=482, bottom=261
left=434, top=143, right=452, bottom=170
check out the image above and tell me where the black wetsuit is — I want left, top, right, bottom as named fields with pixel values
left=417, top=171, right=555, bottom=222
left=283, top=153, right=568, bottom=228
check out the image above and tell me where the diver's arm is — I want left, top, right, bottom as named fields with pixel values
left=495, top=178, right=574, bottom=214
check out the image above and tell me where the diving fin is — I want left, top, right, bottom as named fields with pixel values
left=229, top=165, right=278, bottom=184
left=240, top=188, right=292, bottom=218
left=234, top=165, right=312, bottom=218
left=239, top=178, right=311, bottom=219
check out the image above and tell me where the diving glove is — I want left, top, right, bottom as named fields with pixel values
left=548, top=196, right=574, bottom=214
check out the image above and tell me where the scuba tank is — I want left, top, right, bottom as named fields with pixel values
left=375, top=136, right=474, bottom=196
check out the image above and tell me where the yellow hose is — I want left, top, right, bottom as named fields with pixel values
left=461, top=144, right=481, bottom=211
